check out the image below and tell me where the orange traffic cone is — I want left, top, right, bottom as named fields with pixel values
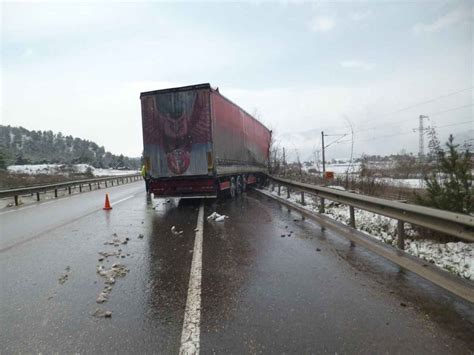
left=103, top=193, right=112, bottom=210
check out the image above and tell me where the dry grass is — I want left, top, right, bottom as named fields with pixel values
left=0, top=171, right=94, bottom=189
left=275, top=168, right=421, bottom=203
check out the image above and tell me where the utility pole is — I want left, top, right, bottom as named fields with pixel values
left=320, top=131, right=326, bottom=214
left=314, top=149, right=320, bottom=172
left=414, top=115, right=429, bottom=158
left=321, top=131, right=326, bottom=175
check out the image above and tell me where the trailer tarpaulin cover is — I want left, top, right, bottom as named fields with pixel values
left=211, top=90, right=270, bottom=168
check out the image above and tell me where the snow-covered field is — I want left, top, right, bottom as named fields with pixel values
left=380, top=178, right=425, bottom=188
left=7, top=164, right=139, bottom=177
left=303, top=163, right=425, bottom=188
left=263, top=185, right=473, bottom=281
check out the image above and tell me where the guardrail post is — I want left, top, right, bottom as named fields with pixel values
left=36, top=192, right=40, bottom=201
left=349, top=206, right=355, bottom=228
left=397, top=221, right=405, bottom=250
left=14, top=195, right=19, bottom=206
left=105, top=181, right=108, bottom=188
left=287, top=187, right=290, bottom=199
left=301, top=192, right=305, bottom=205
left=111, top=180, right=114, bottom=186
left=97, top=182, right=100, bottom=189
left=79, top=185, right=82, bottom=193
left=278, top=185, right=281, bottom=196
left=89, top=183, right=92, bottom=191
left=68, top=186, right=72, bottom=194
left=319, top=197, right=325, bottom=213
left=54, top=189, right=58, bottom=198
left=271, top=183, right=274, bottom=192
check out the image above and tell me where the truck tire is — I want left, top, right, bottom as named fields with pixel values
left=230, top=177, right=236, bottom=198
left=236, top=176, right=242, bottom=195
left=257, top=174, right=267, bottom=189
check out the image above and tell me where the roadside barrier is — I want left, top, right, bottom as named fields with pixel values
left=267, top=175, right=474, bottom=243
left=0, top=174, right=141, bottom=206
left=261, top=175, right=474, bottom=303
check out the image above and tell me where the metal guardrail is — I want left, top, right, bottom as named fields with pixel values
left=0, top=174, right=142, bottom=206
left=268, top=175, right=474, bottom=243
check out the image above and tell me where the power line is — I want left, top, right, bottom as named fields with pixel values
left=436, top=120, right=474, bottom=129
left=347, top=103, right=473, bottom=135
left=309, top=88, right=473, bottom=134
left=362, top=86, right=473, bottom=124
left=324, top=134, right=348, bottom=149
left=353, top=119, right=473, bottom=143
left=429, top=103, right=474, bottom=117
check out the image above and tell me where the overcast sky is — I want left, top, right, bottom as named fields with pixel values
left=2, top=0, right=473, bottom=160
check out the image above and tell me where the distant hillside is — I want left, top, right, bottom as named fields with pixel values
left=0, top=125, right=141, bottom=170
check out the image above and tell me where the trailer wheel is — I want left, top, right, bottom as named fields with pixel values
left=236, top=176, right=243, bottom=195
left=257, top=175, right=267, bottom=189
left=230, top=177, right=236, bottom=198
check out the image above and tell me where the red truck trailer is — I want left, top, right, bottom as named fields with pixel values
left=140, top=83, right=271, bottom=198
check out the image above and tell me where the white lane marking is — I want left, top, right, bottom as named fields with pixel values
left=0, top=189, right=140, bottom=216
left=0, top=182, right=142, bottom=215
left=0, top=205, right=38, bottom=215
left=112, top=195, right=136, bottom=205
left=179, top=204, right=204, bottom=355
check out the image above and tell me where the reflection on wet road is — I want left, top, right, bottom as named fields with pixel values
left=1, top=186, right=473, bottom=353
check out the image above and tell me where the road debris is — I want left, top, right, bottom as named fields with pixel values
left=58, top=273, right=68, bottom=284
left=207, top=212, right=229, bottom=222
left=99, top=251, right=120, bottom=258
left=95, top=264, right=129, bottom=303
left=58, top=266, right=71, bottom=284
left=138, top=234, right=144, bottom=239
left=97, top=263, right=129, bottom=281
left=215, top=215, right=227, bottom=222
left=171, top=226, right=184, bottom=235
left=96, top=291, right=109, bottom=303
left=92, top=308, right=112, bottom=318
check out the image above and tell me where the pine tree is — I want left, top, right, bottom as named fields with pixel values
left=417, top=135, right=473, bottom=214
left=0, top=149, right=7, bottom=170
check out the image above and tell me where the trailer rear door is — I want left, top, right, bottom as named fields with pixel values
left=141, top=84, right=212, bottom=178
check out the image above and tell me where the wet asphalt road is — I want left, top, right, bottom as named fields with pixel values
left=1, top=182, right=473, bottom=353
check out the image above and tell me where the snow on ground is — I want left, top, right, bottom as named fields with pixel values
left=7, top=164, right=62, bottom=175
left=7, top=164, right=138, bottom=177
left=381, top=178, right=425, bottom=189
left=263, top=185, right=473, bottom=281
left=302, top=164, right=424, bottom=188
